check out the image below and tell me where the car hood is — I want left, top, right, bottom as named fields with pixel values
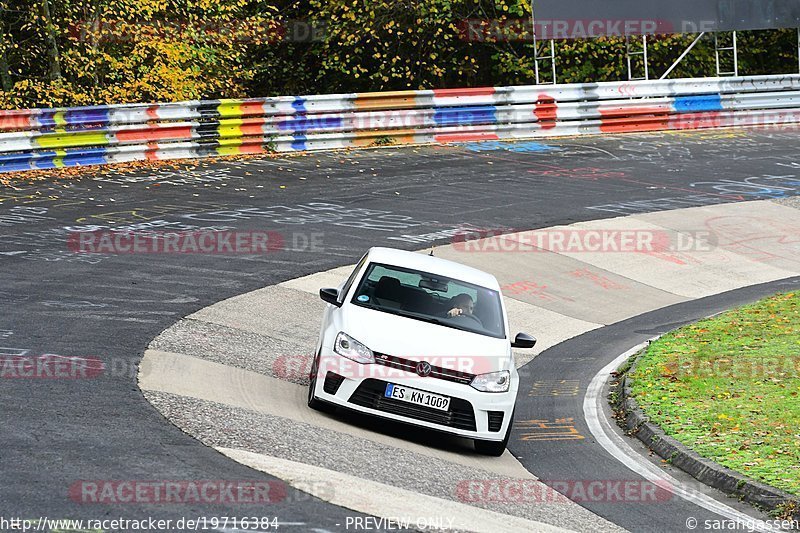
left=342, top=304, right=511, bottom=373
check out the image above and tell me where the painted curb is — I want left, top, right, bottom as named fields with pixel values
left=612, top=347, right=800, bottom=521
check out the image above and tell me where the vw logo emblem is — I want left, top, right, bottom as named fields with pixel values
left=416, top=361, right=432, bottom=377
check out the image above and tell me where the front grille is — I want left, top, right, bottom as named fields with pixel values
left=487, top=411, right=504, bottom=432
left=373, top=352, right=476, bottom=385
left=323, top=372, right=345, bottom=395
left=348, top=379, right=476, bottom=431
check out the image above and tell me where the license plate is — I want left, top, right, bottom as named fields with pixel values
left=384, top=383, right=451, bottom=411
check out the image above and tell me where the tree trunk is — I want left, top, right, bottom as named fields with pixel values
left=0, top=30, right=12, bottom=92
left=89, top=0, right=99, bottom=86
left=0, top=50, right=11, bottom=92
left=0, top=1, right=12, bottom=92
left=40, top=0, right=62, bottom=80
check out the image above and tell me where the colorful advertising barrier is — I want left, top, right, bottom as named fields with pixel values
left=2, top=75, right=800, bottom=173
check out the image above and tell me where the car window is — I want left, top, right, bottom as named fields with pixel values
left=351, top=262, right=505, bottom=339
left=339, top=252, right=368, bottom=302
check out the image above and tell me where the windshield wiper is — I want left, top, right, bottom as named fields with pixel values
left=392, top=309, right=446, bottom=326
left=393, top=310, right=483, bottom=333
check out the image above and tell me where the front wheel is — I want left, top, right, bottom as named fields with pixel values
left=474, top=410, right=513, bottom=456
left=307, top=351, right=336, bottom=414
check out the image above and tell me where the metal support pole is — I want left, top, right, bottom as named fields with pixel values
left=626, top=35, right=649, bottom=81
left=660, top=32, right=705, bottom=79
left=626, top=36, right=633, bottom=80
left=531, top=2, right=556, bottom=85
left=714, top=31, right=738, bottom=76
left=532, top=35, right=556, bottom=85
left=531, top=7, right=539, bottom=84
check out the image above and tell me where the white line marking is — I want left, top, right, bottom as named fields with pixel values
left=583, top=341, right=781, bottom=533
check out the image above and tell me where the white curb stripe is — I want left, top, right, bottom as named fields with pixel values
left=583, top=342, right=781, bottom=533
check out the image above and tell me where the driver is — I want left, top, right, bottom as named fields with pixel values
left=446, top=293, right=475, bottom=318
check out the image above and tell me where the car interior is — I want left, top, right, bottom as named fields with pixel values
left=356, top=273, right=504, bottom=336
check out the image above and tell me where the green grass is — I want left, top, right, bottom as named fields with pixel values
left=628, top=291, right=800, bottom=496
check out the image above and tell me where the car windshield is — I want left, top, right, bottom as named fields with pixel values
left=350, top=262, right=506, bottom=339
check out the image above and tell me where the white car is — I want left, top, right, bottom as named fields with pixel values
left=307, top=247, right=536, bottom=456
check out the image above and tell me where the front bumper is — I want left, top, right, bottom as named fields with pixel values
left=312, top=350, right=518, bottom=441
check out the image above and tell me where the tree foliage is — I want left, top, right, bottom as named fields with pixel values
left=0, top=0, right=798, bottom=109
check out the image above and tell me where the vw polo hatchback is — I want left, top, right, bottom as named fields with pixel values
left=308, top=247, right=536, bottom=456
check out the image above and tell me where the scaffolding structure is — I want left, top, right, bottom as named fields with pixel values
left=530, top=8, right=557, bottom=85
left=714, top=31, right=739, bottom=76
left=529, top=1, right=800, bottom=84
left=626, top=35, right=649, bottom=80
left=533, top=37, right=557, bottom=85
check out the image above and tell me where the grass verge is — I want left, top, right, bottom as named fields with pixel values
left=628, top=291, right=800, bottom=496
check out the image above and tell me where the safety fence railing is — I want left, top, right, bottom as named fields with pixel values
left=1, top=74, right=800, bottom=172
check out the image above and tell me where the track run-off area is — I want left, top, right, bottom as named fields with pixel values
left=2, top=128, right=800, bottom=532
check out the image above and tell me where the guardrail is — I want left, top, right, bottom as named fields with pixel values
left=2, top=74, right=800, bottom=173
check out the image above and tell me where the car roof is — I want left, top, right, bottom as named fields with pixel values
left=365, top=247, right=500, bottom=289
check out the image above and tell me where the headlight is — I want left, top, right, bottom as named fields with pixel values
left=334, top=332, right=374, bottom=364
left=470, top=370, right=510, bottom=393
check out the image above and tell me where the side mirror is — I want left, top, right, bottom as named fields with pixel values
left=511, top=332, right=537, bottom=349
left=319, top=288, right=342, bottom=307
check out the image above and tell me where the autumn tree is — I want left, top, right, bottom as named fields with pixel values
left=0, top=0, right=798, bottom=109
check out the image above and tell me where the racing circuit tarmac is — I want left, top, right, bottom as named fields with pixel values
left=2, top=128, right=800, bottom=532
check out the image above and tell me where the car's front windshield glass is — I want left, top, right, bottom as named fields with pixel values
left=350, top=262, right=506, bottom=339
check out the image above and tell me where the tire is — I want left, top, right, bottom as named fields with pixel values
left=307, top=351, right=337, bottom=414
left=474, top=410, right=513, bottom=456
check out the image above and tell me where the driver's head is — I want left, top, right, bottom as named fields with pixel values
left=453, top=293, right=474, bottom=314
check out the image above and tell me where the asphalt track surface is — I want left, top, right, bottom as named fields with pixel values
left=2, top=129, right=800, bottom=530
